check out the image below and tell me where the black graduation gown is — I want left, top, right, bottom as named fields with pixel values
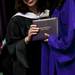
left=6, top=16, right=41, bottom=75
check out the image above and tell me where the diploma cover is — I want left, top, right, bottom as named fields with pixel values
left=32, top=17, right=58, bottom=41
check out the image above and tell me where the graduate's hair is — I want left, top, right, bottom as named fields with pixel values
left=15, top=0, right=64, bottom=13
left=15, top=0, right=51, bottom=13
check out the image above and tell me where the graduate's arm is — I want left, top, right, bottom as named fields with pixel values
left=6, top=18, right=29, bottom=68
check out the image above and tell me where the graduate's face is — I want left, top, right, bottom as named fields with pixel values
left=23, top=0, right=38, bottom=7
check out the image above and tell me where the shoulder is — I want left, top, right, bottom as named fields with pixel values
left=7, top=13, right=33, bottom=36
left=9, top=12, right=34, bottom=24
left=7, top=14, right=32, bottom=38
left=8, top=13, right=32, bottom=29
left=10, top=15, right=32, bottom=24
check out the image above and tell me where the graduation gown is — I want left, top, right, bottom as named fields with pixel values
left=41, top=0, right=75, bottom=75
left=6, top=16, right=41, bottom=75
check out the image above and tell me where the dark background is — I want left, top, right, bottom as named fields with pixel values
left=0, top=0, right=15, bottom=74
left=0, top=0, right=15, bottom=40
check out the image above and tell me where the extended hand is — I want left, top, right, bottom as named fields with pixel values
left=25, top=25, right=39, bottom=43
left=44, top=33, right=49, bottom=42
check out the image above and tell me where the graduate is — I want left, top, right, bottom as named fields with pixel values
left=6, top=0, right=51, bottom=75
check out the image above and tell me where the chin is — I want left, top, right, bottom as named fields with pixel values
left=28, top=3, right=36, bottom=7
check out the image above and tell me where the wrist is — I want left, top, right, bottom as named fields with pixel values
left=24, top=36, right=29, bottom=44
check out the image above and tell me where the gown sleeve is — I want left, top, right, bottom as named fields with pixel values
left=6, top=16, right=30, bottom=68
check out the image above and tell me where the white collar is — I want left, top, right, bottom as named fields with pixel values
left=13, top=9, right=50, bottom=19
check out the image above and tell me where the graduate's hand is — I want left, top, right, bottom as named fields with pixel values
left=44, top=33, right=49, bottom=42
left=25, top=25, right=39, bottom=43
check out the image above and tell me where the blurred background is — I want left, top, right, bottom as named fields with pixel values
left=0, top=0, right=15, bottom=75
left=0, top=0, right=15, bottom=40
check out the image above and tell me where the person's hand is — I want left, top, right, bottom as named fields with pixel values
left=44, top=33, right=49, bottom=42
left=25, top=25, right=39, bottom=43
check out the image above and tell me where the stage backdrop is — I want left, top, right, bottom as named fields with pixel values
left=0, top=0, right=15, bottom=41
